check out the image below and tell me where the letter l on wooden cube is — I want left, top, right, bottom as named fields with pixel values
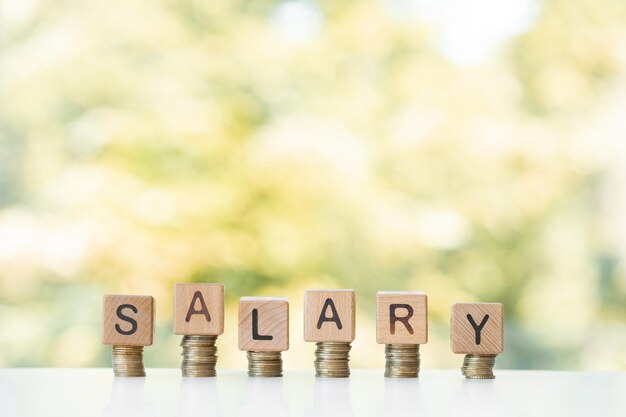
left=239, top=297, right=289, bottom=352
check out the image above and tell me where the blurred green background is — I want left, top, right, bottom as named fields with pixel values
left=1, top=0, right=625, bottom=370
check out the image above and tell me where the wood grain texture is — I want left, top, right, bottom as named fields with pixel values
left=376, top=291, right=428, bottom=344
left=238, top=297, right=289, bottom=352
left=303, top=289, right=355, bottom=342
left=102, top=295, right=155, bottom=346
left=451, top=302, right=504, bottom=354
left=173, top=283, right=224, bottom=335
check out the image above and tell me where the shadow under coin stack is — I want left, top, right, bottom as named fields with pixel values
left=174, top=283, right=225, bottom=377
left=376, top=291, right=428, bottom=378
left=238, top=297, right=289, bottom=377
left=102, top=294, right=155, bottom=377
left=451, top=302, right=504, bottom=379
left=304, top=290, right=356, bottom=378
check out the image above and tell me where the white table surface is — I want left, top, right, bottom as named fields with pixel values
left=1, top=369, right=624, bottom=417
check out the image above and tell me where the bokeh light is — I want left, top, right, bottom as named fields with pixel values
left=0, top=0, right=625, bottom=370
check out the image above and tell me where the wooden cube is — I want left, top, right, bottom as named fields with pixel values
left=238, top=297, right=289, bottom=352
left=451, top=302, right=504, bottom=354
left=174, top=283, right=224, bottom=336
left=376, top=291, right=428, bottom=345
left=304, top=290, right=355, bottom=342
left=102, top=295, right=155, bottom=346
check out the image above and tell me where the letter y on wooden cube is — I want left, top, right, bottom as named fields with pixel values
left=239, top=297, right=289, bottom=352
left=174, top=283, right=224, bottom=336
left=376, top=291, right=428, bottom=345
left=451, top=303, right=504, bottom=354
left=102, top=295, right=155, bottom=346
left=304, top=290, right=355, bottom=342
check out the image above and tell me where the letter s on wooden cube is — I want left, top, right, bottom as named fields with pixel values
left=102, top=295, right=155, bottom=346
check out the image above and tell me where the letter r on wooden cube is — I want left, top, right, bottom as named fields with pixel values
left=174, top=283, right=224, bottom=336
left=102, top=295, right=155, bottom=346
left=376, top=291, right=428, bottom=345
left=238, top=297, right=289, bottom=352
left=451, top=303, right=504, bottom=354
left=304, top=290, right=355, bottom=342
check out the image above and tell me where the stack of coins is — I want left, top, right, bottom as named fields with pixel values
left=314, top=342, right=351, bottom=378
left=461, top=354, right=496, bottom=379
left=112, top=346, right=146, bottom=377
left=451, top=303, right=503, bottom=380
left=384, top=344, right=420, bottom=378
left=103, top=295, right=155, bottom=378
left=181, top=335, right=218, bottom=377
left=375, top=291, right=428, bottom=379
left=246, top=351, right=283, bottom=377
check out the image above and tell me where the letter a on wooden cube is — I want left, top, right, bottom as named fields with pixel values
left=376, top=291, right=428, bottom=345
left=304, top=290, right=355, bottom=342
left=102, top=295, right=155, bottom=346
left=451, top=303, right=504, bottom=354
left=239, top=297, right=289, bottom=352
left=174, top=283, right=224, bottom=336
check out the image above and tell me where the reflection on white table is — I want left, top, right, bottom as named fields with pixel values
left=0, top=369, right=624, bottom=417
left=237, top=377, right=288, bottom=417
left=180, top=377, right=218, bottom=417
left=449, top=379, right=503, bottom=417
left=308, top=378, right=354, bottom=417
left=380, top=378, right=426, bottom=417
left=101, top=378, right=155, bottom=417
